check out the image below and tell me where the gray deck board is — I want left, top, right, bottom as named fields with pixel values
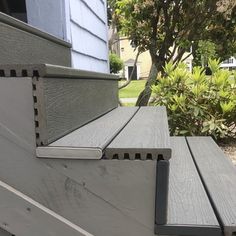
left=0, top=64, right=118, bottom=80
left=187, top=136, right=236, bottom=236
left=42, top=158, right=157, bottom=236
left=0, top=180, right=92, bottom=236
left=37, top=107, right=138, bottom=159
left=0, top=12, right=71, bottom=47
left=0, top=228, right=12, bottom=236
left=155, top=137, right=221, bottom=236
left=33, top=76, right=118, bottom=145
left=0, top=77, right=155, bottom=236
left=0, top=22, right=71, bottom=66
left=105, top=106, right=171, bottom=160
left=0, top=64, right=118, bottom=145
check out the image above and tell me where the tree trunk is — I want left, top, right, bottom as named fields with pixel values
left=135, top=62, right=159, bottom=106
left=119, top=50, right=141, bottom=89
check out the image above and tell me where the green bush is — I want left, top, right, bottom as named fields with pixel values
left=152, top=59, right=236, bottom=139
left=109, top=53, right=124, bottom=74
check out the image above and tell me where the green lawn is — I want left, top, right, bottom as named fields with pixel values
left=119, top=80, right=146, bottom=98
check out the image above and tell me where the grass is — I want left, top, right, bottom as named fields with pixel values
left=119, top=80, right=146, bottom=98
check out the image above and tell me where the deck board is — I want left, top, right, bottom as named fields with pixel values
left=187, top=136, right=236, bottom=236
left=156, top=137, right=221, bottom=236
left=36, top=107, right=138, bottom=159
left=0, top=180, right=92, bottom=236
left=105, top=106, right=171, bottom=160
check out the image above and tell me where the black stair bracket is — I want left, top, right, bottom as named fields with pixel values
left=155, top=160, right=170, bottom=226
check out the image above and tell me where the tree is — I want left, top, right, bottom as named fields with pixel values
left=109, top=53, right=124, bottom=74
left=193, top=40, right=217, bottom=67
left=112, top=0, right=236, bottom=106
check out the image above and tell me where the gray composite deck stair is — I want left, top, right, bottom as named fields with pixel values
left=155, top=137, right=222, bottom=236
left=37, top=107, right=138, bottom=159
left=0, top=12, right=71, bottom=66
left=37, top=106, right=171, bottom=160
left=187, top=137, right=236, bottom=236
left=0, top=64, right=119, bottom=145
left=0, top=180, right=92, bottom=236
left=105, top=106, right=171, bottom=160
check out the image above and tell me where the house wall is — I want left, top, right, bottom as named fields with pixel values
left=26, top=0, right=109, bottom=73
left=220, top=57, right=236, bottom=70
left=120, top=37, right=152, bottom=79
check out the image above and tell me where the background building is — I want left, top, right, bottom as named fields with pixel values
left=220, top=56, right=236, bottom=70
left=118, top=37, right=193, bottom=80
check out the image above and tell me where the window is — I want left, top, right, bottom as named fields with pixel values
left=0, top=0, right=27, bottom=22
left=223, top=58, right=234, bottom=64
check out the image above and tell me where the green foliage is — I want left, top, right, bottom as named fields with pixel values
left=109, top=53, right=124, bottom=74
left=193, top=40, right=217, bottom=67
left=111, top=0, right=236, bottom=106
left=152, top=60, right=236, bottom=139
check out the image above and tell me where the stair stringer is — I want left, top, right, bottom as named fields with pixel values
left=0, top=76, right=156, bottom=236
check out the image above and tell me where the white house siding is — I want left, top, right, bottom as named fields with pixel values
left=26, top=0, right=109, bottom=73
left=220, top=57, right=236, bottom=70
left=69, top=0, right=109, bottom=72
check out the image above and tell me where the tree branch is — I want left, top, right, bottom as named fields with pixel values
left=119, top=49, right=141, bottom=89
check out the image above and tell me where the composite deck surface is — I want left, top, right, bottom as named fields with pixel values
left=156, top=137, right=222, bottom=236
left=1, top=63, right=236, bottom=236
left=37, top=107, right=138, bottom=159
left=105, top=106, right=171, bottom=160
left=0, top=64, right=119, bottom=145
left=187, top=137, right=236, bottom=236
left=36, top=106, right=171, bottom=160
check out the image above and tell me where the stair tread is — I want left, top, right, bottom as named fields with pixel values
left=105, top=106, right=171, bottom=160
left=36, top=107, right=138, bottom=159
left=37, top=106, right=171, bottom=160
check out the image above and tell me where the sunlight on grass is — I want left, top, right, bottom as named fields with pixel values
left=119, top=80, right=146, bottom=98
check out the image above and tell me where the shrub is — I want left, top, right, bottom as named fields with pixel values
left=109, top=53, right=124, bottom=74
left=152, top=59, right=236, bottom=140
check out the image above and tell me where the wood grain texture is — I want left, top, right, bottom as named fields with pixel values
left=155, top=137, right=221, bottom=236
left=36, top=107, right=138, bottom=158
left=0, top=77, right=36, bottom=153
left=0, top=12, right=71, bottom=47
left=0, top=77, right=155, bottom=236
left=0, top=180, right=93, bottom=236
left=187, top=136, right=236, bottom=236
left=37, top=107, right=137, bottom=159
left=41, top=158, right=157, bottom=236
left=0, top=134, right=157, bottom=236
left=105, top=106, right=171, bottom=160
left=34, top=76, right=118, bottom=145
left=0, top=64, right=118, bottom=79
left=0, top=22, right=71, bottom=66
left=0, top=228, right=12, bottom=236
